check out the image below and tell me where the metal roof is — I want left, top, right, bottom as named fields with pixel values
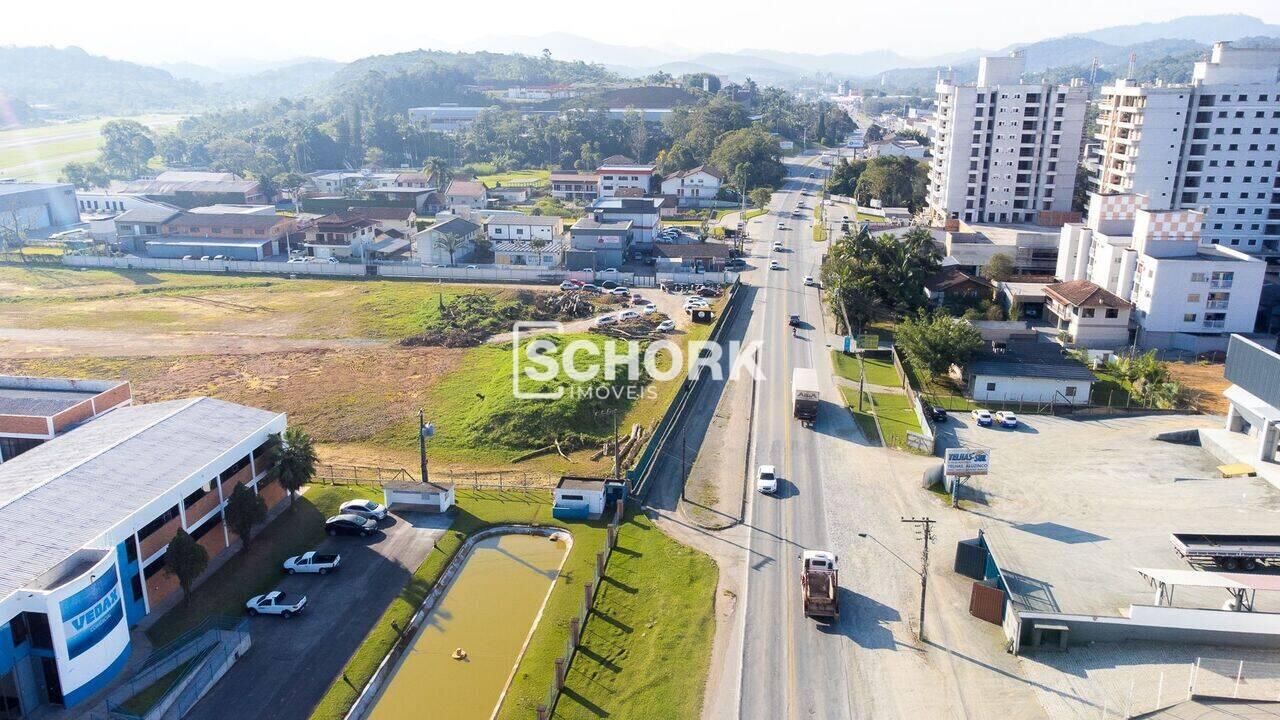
left=0, top=398, right=281, bottom=604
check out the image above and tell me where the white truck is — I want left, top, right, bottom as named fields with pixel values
left=792, top=368, right=820, bottom=427
left=282, top=551, right=342, bottom=575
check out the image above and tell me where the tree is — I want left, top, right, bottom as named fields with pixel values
left=60, top=161, right=111, bottom=190
left=224, top=482, right=267, bottom=550
left=865, top=124, right=886, bottom=142
left=749, top=187, right=773, bottom=209
left=709, top=127, right=785, bottom=191
left=163, top=530, right=209, bottom=607
left=983, top=253, right=1015, bottom=282
left=821, top=226, right=940, bottom=333
left=99, top=119, right=155, bottom=179
left=266, top=427, right=317, bottom=509
left=895, top=310, right=984, bottom=378
left=1072, top=164, right=1091, bottom=212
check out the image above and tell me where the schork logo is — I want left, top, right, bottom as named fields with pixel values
left=511, top=321, right=762, bottom=400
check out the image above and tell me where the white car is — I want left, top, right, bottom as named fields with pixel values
left=772, top=241, right=783, bottom=251
left=683, top=299, right=709, bottom=310
left=287, top=257, right=306, bottom=264
left=200, top=255, right=212, bottom=261
left=602, top=267, right=619, bottom=274
left=245, top=590, right=307, bottom=618
left=617, top=310, right=639, bottom=321
left=339, top=499, right=387, bottom=521
left=282, top=551, right=342, bottom=575
left=803, top=276, right=818, bottom=287
left=971, top=409, right=994, bottom=427
left=656, top=319, right=676, bottom=332
left=995, top=411, right=1019, bottom=428
left=641, top=304, right=658, bottom=315
left=756, top=465, right=778, bottom=494
left=769, top=260, right=782, bottom=270
left=611, top=287, right=630, bottom=296
left=559, top=281, right=576, bottom=290
left=596, top=314, right=618, bottom=326
left=776, top=222, right=787, bottom=231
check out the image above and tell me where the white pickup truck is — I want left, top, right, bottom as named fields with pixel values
left=282, top=551, right=342, bottom=575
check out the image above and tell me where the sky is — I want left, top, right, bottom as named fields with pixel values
left=3, top=0, right=1280, bottom=68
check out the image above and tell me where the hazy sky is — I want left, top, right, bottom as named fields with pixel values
left=4, top=0, right=1280, bottom=66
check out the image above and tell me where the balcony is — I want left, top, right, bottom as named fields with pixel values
left=1203, top=320, right=1226, bottom=329
left=1210, top=279, right=1233, bottom=289
left=1205, top=301, right=1230, bottom=310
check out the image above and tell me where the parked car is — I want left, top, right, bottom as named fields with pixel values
left=611, top=287, right=630, bottom=296
left=596, top=314, right=618, bottom=326
left=581, top=284, right=601, bottom=293
left=995, top=411, right=1019, bottom=428
left=683, top=298, right=709, bottom=309
left=339, top=499, right=387, bottom=521
left=245, top=591, right=307, bottom=618
left=182, top=255, right=193, bottom=260
left=601, top=280, right=618, bottom=290
left=325, top=514, right=377, bottom=537
left=926, top=404, right=948, bottom=423
left=287, top=257, right=306, bottom=264
left=656, top=319, right=676, bottom=332
left=602, top=267, right=619, bottom=274
left=464, top=265, right=477, bottom=269
left=756, top=465, right=778, bottom=494
left=769, top=260, right=782, bottom=270
left=213, top=255, right=227, bottom=261
left=617, top=310, right=639, bottom=321
left=698, top=287, right=721, bottom=298
left=282, top=551, right=342, bottom=575
left=631, top=293, right=644, bottom=302
left=971, top=409, right=994, bottom=427
left=559, top=281, right=576, bottom=291
left=200, top=255, right=212, bottom=261
left=326, top=257, right=339, bottom=264
left=641, top=304, right=658, bottom=315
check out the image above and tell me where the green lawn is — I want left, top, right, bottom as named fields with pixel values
left=838, top=387, right=881, bottom=444
left=477, top=169, right=550, bottom=188
left=555, top=513, right=717, bottom=719
left=117, top=648, right=210, bottom=716
left=308, top=489, right=614, bottom=720
left=145, top=485, right=365, bottom=645
left=743, top=208, right=766, bottom=221
left=829, top=351, right=899, bottom=388
left=868, top=392, right=923, bottom=450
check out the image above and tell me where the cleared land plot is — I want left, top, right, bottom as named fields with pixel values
left=477, top=169, right=550, bottom=188
left=868, top=391, right=921, bottom=449
left=1168, top=361, right=1230, bottom=415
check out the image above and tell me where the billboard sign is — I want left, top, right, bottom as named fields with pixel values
left=59, top=566, right=124, bottom=660
left=944, top=448, right=990, bottom=476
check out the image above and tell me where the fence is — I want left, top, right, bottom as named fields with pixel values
left=538, top=499, right=625, bottom=719
left=104, top=617, right=250, bottom=720
left=312, top=463, right=560, bottom=490
left=1192, top=657, right=1280, bottom=702
left=627, top=279, right=744, bottom=497
left=884, top=346, right=937, bottom=454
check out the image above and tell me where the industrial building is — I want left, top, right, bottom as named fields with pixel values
left=1092, top=42, right=1280, bottom=256
left=1222, top=334, right=1280, bottom=466
left=0, top=182, right=82, bottom=243
left=0, top=385, right=286, bottom=715
left=928, top=53, right=1089, bottom=227
left=0, top=376, right=132, bottom=463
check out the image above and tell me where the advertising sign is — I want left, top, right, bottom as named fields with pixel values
left=59, top=566, right=124, bottom=660
left=944, top=448, right=990, bottom=476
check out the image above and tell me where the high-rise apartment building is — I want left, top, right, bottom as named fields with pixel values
left=928, top=53, right=1089, bottom=226
left=1093, top=41, right=1280, bottom=256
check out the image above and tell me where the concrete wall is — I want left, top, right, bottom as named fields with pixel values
left=1018, top=606, right=1280, bottom=653
left=970, top=373, right=1091, bottom=404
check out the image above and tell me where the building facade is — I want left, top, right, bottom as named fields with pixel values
left=549, top=173, right=599, bottom=203
left=0, top=183, right=82, bottom=242
left=1092, top=42, right=1280, bottom=256
left=928, top=53, right=1088, bottom=226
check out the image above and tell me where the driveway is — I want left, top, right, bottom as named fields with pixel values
left=186, top=511, right=452, bottom=720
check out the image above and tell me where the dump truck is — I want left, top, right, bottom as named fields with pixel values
left=792, top=367, right=819, bottom=426
left=1171, top=533, right=1280, bottom=571
left=801, top=550, right=839, bottom=621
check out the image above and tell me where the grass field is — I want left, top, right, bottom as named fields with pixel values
left=0, top=115, right=182, bottom=181
left=477, top=169, right=550, bottom=188
left=555, top=513, right=717, bottom=719
left=829, top=351, right=899, bottom=387
left=839, top=387, right=881, bottom=444
left=868, top=391, right=923, bottom=450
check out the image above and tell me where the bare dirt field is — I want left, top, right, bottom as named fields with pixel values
left=1167, top=361, right=1230, bottom=415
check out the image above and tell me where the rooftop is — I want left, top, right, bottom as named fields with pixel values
left=924, top=266, right=993, bottom=292
left=486, top=214, right=563, bottom=226
left=0, top=181, right=74, bottom=197
left=572, top=217, right=632, bottom=232
left=589, top=197, right=663, bottom=212
left=966, top=340, right=1097, bottom=381
left=493, top=239, right=565, bottom=254
left=113, top=204, right=183, bottom=224
left=0, top=376, right=127, bottom=417
left=445, top=180, right=487, bottom=198
left=424, top=217, right=481, bottom=237
left=654, top=242, right=733, bottom=259
left=556, top=476, right=620, bottom=492
left=0, top=397, right=281, bottom=603
left=1044, top=280, right=1132, bottom=309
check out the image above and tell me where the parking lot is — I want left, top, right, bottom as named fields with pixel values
left=186, top=510, right=451, bottom=720
left=937, top=412, right=1280, bottom=618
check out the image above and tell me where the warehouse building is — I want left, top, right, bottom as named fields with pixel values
left=0, top=376, right=132, bottom=463
left=0, top=393, right=286, bottom=715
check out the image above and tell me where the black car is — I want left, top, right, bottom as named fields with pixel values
left=325, top=514, right=377, bottom=537
left=789, top=314, right=801, bottom=327
left=926, top=404, right=948, bottom=423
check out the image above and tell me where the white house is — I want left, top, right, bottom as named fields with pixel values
left=493, top=239, right=564, bottom=267
left=444, top=180, right=489, bottom=210
left=383, top=480, right=455, bottom=513
left=1056, top=193, right=1267, bottom=351
left=962, top=340, right=1097, bottom=404
left=660, top=165, right=725, bottom=207
left=585, top=197, right=663, bottom=246
left=595, top=156, right=655, bottom=198
left=549, top=172, right=599, bottom=203
left=302, top=212, right=380, bottom=259
left=865, top=139, right=926, bottom=159
left=552, top=476, right=623, bottom=520
left=484, top=215, right=564, bottom=243
left=1221, top=334, right=1280, bottom=465
left=414, top=217, right=481, bottom=265
left=1043, top=280, right=1133, bottom=349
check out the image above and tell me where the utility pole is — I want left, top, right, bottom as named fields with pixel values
left=901, top=517, right=935, bottom=641
left=418, top=410, right=432, bottom=484
left=612, top=409, right=620, bottom=483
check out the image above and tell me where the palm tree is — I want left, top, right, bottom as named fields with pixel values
left=267, top=427, right=318, bottom=509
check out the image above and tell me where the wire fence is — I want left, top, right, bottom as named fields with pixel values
left=1192, top=657, right=1280, bottom=702
left=312, top=463, right=560, bottom=489
left=537, top=499, right=624, bottom=720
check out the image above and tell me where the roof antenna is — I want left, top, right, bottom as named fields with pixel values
left=1126, top=52, right=1137, bottom=81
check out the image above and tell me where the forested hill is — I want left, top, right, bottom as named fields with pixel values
left=0, top=46, right=203, bottom=115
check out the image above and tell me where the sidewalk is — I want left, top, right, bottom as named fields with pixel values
left=679, top=367, right=753, bottom=530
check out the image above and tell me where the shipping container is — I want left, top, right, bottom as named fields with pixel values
left=954, top=538, right=988, bottom=580
left=969, top=581, right=1005, bottom=625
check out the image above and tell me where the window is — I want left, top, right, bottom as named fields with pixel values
left=986, top=382, right=996, bottom=392
left=1082, top=308, right=1096, bottom=318
left=1064, top=386, right=1078, bottom=397
left=130, top=573, right=145, bottom=603
left=1105, top=308, right=1118, bottom=319
left=1183, top=313, right=1197, bottom=322
left=138, top=505, right=180, bottom=540
left=1187, top=293, right=1200, bottom=302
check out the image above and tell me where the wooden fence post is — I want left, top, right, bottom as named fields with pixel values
left=583, top=581, right=593, bottom=608
left=569, top=616, right=581, bottom=646
left=555, top=658, right=566, bottom=688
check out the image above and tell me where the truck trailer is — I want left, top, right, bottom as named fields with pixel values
left=1171, top=533, right=1280, bottom=571
left=801, top=550, right=839, bottom=621
left=792, top=368, right=819, bottom=427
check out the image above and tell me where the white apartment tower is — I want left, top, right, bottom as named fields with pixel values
left=928, top=53, right=1089, bottom=226
left=1093, top=41, right=1280, bottom=256
left=1057, top=193, right=1266, bottom=351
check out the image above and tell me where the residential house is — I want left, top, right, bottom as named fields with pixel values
left=493, top=239, right=564, bottom=267
left=961, top=339, right=1097, bottom=404
left=112, top=203, right=182, bottom=253
left=585, top=197, right=663, bottom=246
left=1221, top=334, right=1280, bottom=464
left=865, top=139, right=926, bottom=159
left=1056, top=193, right=1267, bottom=351
left=485, top=215, right=563, bottom=244
left=568, top=217, right=631, bottom=269
left=944, top=223, right=1061, bottom=275
left=660, top=166, right=725, bottom=207
left=348, top=206, right=416, bottom=236
left=445, top=180, right=489, bottom=210
left=415, top=217, right=481, bottom=265
left=302, top=212, right=380, bottom=259
left=1043, top=280, right=1134, bottom=348
left=595, top=156, right=656, bottom=198
left=549, top=172, right=599, bottom=203
left=923, top=266, right=994, bottom=305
